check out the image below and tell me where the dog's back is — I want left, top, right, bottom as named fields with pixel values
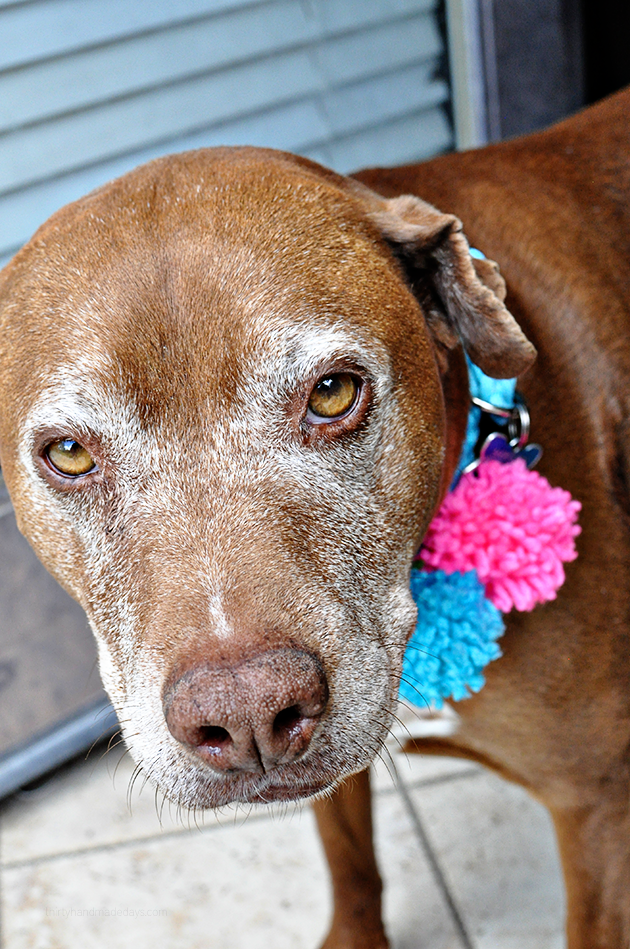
left=356, top=87, right=630, bottom=946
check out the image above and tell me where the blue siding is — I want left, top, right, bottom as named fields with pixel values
left=0, top=0, right=452, bottom=265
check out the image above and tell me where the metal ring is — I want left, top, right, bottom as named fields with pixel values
left=462, top=457, right=481, bottom=475
left=508, top=395, right=530, bottom=449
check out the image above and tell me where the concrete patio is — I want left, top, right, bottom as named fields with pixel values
left=1, top=725, right=566, bottom=948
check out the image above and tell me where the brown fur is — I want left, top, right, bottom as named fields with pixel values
left=0, top=87, right=628, bottom=947
left=317, top=88, right=630, bottom=949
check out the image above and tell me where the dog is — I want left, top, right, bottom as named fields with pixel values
left=0, top=86, right=629, bottom=948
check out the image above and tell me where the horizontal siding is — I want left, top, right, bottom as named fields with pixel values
left=0, top=10, right=441, bottom=196
left=0, top=1, right=315, bottom=131
left=302, top=0, right=434, bottom=32
left=315, top=61, right=447, bottom=140
left=0, top=47, right=322, bottom=193
left=307, top=107, right=452, bottom=173
left=312, top=11, right=441, bottom=84
left=0, top=0, right=453, bottom=264
left=0, top=0, right=261, bottom=72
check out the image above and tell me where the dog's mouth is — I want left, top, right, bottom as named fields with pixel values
left=145, top=717, right=380, bottom=810
left=162, top=757, right=337, bottom=809
left=149, top=644, right=386, bottom=809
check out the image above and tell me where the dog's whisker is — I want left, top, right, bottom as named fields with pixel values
left=161, top=790, right=171, bottom=824
left=386, top=711, right=416, bottom=746
left=126, top=763, right=145, bottom=813
left=138, top=771, right=152, bottom=798
left=88, top=729, right=122, bottom=766
left=111, top=745, right=135, bottom=786
left=153, top=785, right=163, bottom=827
left=83, top=724, right=120, bottom=762
left=375, top=749, right=398, bottom=788
left=399, top=682, right=432, bottom=714
left=381, top=638, right=441, bottom=663
left=103, top=736, right=128, bottom=757
left=372, top=744, right=396, bottom=787
left=385, top=728, right=407, bottom=755
left=104, top=731, right=125, bottom=755
left=358, top=696, right=413, bottom=751
left=395, top=642, right=440, bottom=661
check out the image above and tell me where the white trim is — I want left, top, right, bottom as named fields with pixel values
left=444, top=0, right=488, bottom=149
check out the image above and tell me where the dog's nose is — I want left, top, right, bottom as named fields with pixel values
left=164, top=648, right=328, bottom=773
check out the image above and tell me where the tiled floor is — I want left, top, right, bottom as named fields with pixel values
left=0, top=732, right=566, bottom=949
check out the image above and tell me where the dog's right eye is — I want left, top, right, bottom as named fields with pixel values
left=45, top=439, right=96, bottom=477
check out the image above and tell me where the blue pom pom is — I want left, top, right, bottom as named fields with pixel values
left=399, top=570, right=505, bottom=709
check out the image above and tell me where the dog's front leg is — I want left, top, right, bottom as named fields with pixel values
left=312, top=768, right=389, bottom=949
left=552, top=796, right=630, bottom=948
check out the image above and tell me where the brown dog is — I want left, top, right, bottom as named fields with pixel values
left=0, top=87, right=628, bottom=948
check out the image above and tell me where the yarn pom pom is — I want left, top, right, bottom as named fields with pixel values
left=420, top=459, right=581, bottom=612
left=400, top=570, right=505, bottom=708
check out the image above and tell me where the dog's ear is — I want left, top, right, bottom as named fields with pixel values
left=357, top=189, right=536, bottom=378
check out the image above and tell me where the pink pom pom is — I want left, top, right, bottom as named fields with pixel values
left=419, top=459, right=581, bottom=612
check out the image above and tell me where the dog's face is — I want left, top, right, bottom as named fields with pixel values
left=0, top=148, right=533, bottom=808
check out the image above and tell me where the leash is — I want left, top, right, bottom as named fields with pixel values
left=399, top=260, right=581, bottom=710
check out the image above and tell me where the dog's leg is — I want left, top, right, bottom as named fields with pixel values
left=312, top=768, right=389, bottom=949
left=552, top=798, right=630, bottom=949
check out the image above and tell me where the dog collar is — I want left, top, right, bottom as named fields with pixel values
left=399, top=346, right=581, bottom=710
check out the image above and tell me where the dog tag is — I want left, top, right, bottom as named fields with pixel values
left=479, top=432, right=542, bottom=469
left=479, top=432, right=514, bottom=464
left=516, top=442, right=543, bottom=469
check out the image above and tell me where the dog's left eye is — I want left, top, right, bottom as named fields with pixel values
left=45, top=439, right=96, bottom=476
left=308, top=373, right=359, bottom=421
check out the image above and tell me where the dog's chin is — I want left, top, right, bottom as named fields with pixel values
left=160, top=766, right=338, bottom=810
left=229, top=780, right=329, bottom=805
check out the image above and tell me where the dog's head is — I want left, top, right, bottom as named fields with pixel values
left=0, top=148, right=534, bottom=807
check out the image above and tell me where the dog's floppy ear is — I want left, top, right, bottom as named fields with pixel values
left=357, top=189, right=536, bottom=378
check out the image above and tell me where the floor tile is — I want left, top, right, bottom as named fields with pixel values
left=3, top=810, right=328, bottom=949
left=408, top=769, right=566, bottom=949
left=371, top=749, right=479, bottom=797
left=3, top=732, right=478, bottom=867
left=375, top=793, right=464, bottom=949
left=3, top=791, right=463, bottom=949
left=370, top=702, right=480, bottom=795
left=1, top=743, right=280, bottom=866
